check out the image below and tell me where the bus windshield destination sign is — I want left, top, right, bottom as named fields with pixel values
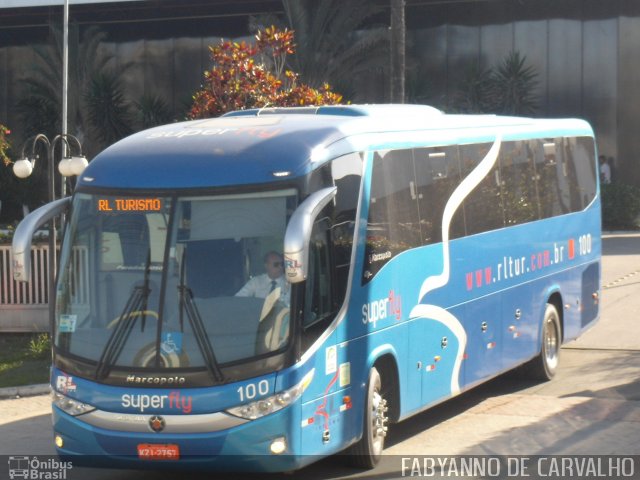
left=98, top=198, right=162, bottom=212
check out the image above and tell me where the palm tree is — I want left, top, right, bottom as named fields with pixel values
left=452, top=64, right=495, bottom=113
left=452, top=51, right=539, bottom=115
left=491, top=51, right=539, bottom=115
left=84, top=72, right=133, bottom=148
left=16, top=24, right=132, bottom=157
left=281, top=0, right=388, bottom=101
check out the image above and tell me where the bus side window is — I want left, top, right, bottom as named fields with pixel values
left=558, top=137, right=584, bottom=212
left=363, top=149, right=420, bottom=283
left=301, top=215, right=333, bottom=351
left=536, top=139, right=568, bottom=217
left=458, top=143, right=505, bottom=235
left=414, top=146, right=464, bottom=244
left=500, top=140, right=540, bottom=225
left=568, top=137, right=597, bottom=208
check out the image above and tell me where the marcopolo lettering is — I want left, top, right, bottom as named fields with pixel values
left=126, top=375, right=186, bottom=385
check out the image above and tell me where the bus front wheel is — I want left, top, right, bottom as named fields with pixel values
left=526, top=303, right=561, bottom=381
left=346, top=367, right=388, bottom=469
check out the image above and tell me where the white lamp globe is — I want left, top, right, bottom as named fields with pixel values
left=58, top=158, right=74, bottom=177
left=12, top=158, right=33, bottom=178
left=69, top=155, right=88, bottom=176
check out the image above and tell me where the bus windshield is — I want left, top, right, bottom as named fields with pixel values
left=55, top=190, right=296, bottom=382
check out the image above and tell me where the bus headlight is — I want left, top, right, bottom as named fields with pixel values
left=52, top=391, right=96, bottom=416
left=226, top=369, right=314, bottom=420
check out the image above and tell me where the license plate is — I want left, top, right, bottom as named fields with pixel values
left=137, top=443, right=180, bottom=460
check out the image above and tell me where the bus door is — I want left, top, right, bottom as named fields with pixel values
left=462, top=294, right=503, bottom=386
left=409, top=305, right=466, bottom=407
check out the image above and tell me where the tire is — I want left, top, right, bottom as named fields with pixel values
left=346, top=367, right=388, bottom=469
left=525, top=303, right=561, bottom=381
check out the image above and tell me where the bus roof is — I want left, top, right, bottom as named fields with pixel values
left=77, top=105, right=594, bottom=190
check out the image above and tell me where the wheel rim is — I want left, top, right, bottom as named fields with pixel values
left=543, top=314, right=559, bottom=371
left=370, top=389, right=388, bottom=453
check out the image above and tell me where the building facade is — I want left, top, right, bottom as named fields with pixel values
left=0, top=0, right=638, bottom=184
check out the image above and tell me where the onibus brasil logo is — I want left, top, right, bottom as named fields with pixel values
left=7, top=456, right=72, bottom=479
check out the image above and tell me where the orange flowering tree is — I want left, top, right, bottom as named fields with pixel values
left=0, top=123, right=13, bottom=167
left=188, top=26, right=343, bottom=119
left=0, top=124, right=11, bottom=167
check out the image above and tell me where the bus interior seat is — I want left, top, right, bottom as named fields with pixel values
left=255, top=300, right=289, bottom=355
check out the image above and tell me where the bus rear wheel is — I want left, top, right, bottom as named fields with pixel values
left=346, top=367, right=388, bottom=469
left=525, top=303, right=561, bottom=381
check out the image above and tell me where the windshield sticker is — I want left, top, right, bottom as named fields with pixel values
left=161, top=332, right=183, bottom=355
left=56, top=374, right=77, bottom=394
left=325, top=346, right=337, bottom=375
left=98, top=198, right=162, bottom=212
left=58, top=315, right=77, bottom=333
left=339, top=362, right=351, bottom=387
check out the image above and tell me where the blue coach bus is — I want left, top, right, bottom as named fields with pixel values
left=13, top=105, right=601, bottom=472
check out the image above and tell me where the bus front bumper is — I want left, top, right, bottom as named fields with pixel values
left=52, top=405, right=308, bottom=473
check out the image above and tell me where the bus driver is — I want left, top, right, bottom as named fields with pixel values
left=236, top=251, right=289, bottom=302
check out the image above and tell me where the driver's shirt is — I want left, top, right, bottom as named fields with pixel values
left=235, top=274, right=289, bottom=303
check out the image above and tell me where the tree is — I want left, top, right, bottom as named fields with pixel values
left=84, top=72, right=133, bottom=147
left=453, top=64, right=495, bottom=113
left=0, top=125, right=10, bottom=167
left=18, top=26, right=109, bottom=143
left=491, top=51, right=539, bottom=115
left=0, top=124, right=43, bottom=223
left=136, top=94, right=174, bottom=130
left=188, top=26, right=343, bottom=119
left=280, top=0, right=388, bottom=100
left=16, top=24, right=139, bottom=158
left=453, top=51, right=539, bottom=115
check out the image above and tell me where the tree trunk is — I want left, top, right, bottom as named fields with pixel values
left=390, top=0, right=405, bottom=103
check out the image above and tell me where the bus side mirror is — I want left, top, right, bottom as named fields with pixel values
left=284, top=186, right=336, bottom=284
left=12, top=197, right=71, bottom=282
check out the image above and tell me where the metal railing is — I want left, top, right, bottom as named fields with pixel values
left=0, top=244, right=88, bottom=332
left=1, top=244, right=50, bottom=305
left=1, top=244, right=91, bottom=305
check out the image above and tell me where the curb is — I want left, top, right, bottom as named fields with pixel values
left=0, top=383, right=49, bottom=399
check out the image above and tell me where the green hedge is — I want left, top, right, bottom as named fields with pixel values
left=601, top=183, right=640, bottom=230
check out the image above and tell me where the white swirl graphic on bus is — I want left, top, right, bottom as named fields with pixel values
left=410, top=136, right=502, bottom=395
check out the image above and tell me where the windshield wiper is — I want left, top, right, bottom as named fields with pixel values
left=95, top=252, right=152, bottom=380
left=178, top=251, right=225, bottom=383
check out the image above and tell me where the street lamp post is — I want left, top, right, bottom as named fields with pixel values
left=12, top=133, right=87, bottom=325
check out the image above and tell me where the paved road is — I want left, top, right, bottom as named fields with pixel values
left=1, top=233, right=639, bottom=479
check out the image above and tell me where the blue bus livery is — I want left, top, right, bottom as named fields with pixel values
left=12, top=104, right=601, bottom=472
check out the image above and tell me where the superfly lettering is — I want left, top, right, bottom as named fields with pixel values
left=121, top=391, right=192, bottom=414
left=362, top=290, right=402, bottom=328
